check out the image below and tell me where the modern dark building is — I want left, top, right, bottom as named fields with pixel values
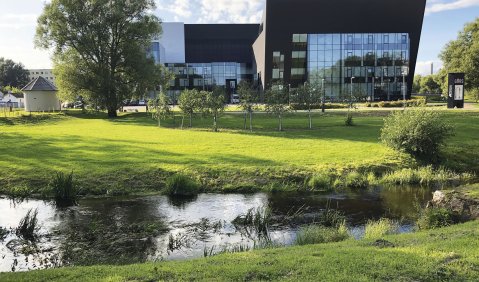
left=154, top=0, right=427, bottom=101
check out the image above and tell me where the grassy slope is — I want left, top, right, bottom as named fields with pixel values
left=0, top=110, right=478, bottom=195
left=1, top=220, right=478, bottom=281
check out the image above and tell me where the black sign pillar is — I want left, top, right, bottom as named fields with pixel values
left=448, top=73, right=465, bottom=109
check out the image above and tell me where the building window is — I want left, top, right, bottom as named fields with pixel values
left=401, top=34, right=407, bottom=44
left=272, top=51, right=284, bottom=80
left=347, top=34, right=353, bottom=44
left=383, top=34, right=389, bottom=43
left=293, top=34, right=307, bottom=43
left=179, top=79, right=189, bottom=87
left=368, top=35, right=373, bottom=44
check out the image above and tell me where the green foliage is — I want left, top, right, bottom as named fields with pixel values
left=343, top=171, right=369, bottom=189
left=232, top=206, right=272, bottom=237
left=307, top=173, right=332, bottom=191
left=164, top=174, right=200, bottom=197
left=149, top=92, right=172, bottom=127
left=205, top=87, right=226, bottom=132
left=0, top=57, right=30, bottom=88
left=413, top=74, right=443, bottom=94
left=50, top=171, right=78, bottom=206
left=364, top=218, right=399, bottom=240
left=417, top=208, right=455, bottom=230
left=381, top=109, right=455, bottom=161
left=178, top=89, right=199, bottom=128
left=440, top=17, right=479, bottom=92
left=265, top=82, right=290, bottom=131
left=295, top=222, right=349, bottom=246
left=292, top=82, right=322, bottom=129
left=344, top=113, right=354, bottom=126
left=15, top=208, right=39, bottom=241
left=381, top=166, right=473, bottom=187
left=237, top=81, right=259, bottom=131
left=36, top=0, right=162, bottom=117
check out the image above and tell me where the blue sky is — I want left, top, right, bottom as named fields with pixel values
left=0, top=0, right=478, bottom=75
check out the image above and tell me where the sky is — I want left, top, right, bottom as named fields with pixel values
left=0, top=0, right=478, bottom=76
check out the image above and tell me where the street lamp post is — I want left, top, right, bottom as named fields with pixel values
left=350, top=76, right=356, bottom=110
left=321, top=78, right=325, bottom=113
left=402, top=67, right=409, bottom=109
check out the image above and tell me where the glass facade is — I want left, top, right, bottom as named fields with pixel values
left=164, top=62, right=255, bottom=102
left=301, top=33, right=410, bottom=101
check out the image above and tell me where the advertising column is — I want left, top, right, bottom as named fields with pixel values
left=448, top=73, right=465, bottom=109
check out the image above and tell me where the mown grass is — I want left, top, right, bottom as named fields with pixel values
left=1, top=220, right=478, bottom=281
left=0, top=109, right=478, bottom=196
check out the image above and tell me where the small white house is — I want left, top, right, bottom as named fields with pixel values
left=22, top=76, right=61, bottom=112
left=1, top=92, right=25, bottom=108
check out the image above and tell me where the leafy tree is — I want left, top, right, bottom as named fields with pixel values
left=440, top=18, right=479, bottom=93
left=0, top=58, right=30, bottom=88
left=178, top=89, right=198, bottom=128
left=35, top=0, right=161, bottom=118
left=237, top=80, right=258, bottom=131
left=149, top=92, right=171, bottom=127
left=265, top=82, right=290, bottom=131
left=413, top=75, right=422, bottom=93
left=205, top=87, right=226, bottom=132
left=294, top=83, right=320, bottom=129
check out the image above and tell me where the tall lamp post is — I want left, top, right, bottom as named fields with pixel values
left=321, top=78, right=326, bottom=113
left=350, top=76, right=356, bottom=110
left=402, top=66, right=409, bottom=109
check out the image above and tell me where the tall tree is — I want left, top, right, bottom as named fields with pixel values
left=265, top=82, right=290, bottom=131
left=35, top=0, right=162, bottom=118
left=237, top=80, right=258, bottom=131
left=0, top=58, right=30, bottom=88
left=440, top=18, right=479, bottom=94
left=294, top=82, right=321, bottom=130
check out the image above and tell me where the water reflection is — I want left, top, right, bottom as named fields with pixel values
left=0, top=186, right=432, bottom=272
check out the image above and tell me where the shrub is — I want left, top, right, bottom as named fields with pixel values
left=165, top=174, right=200, bottom=197
left=16, top=208, right=39, bottom=241
left=295, top=222, right=349, bottom=245
left=381, top=109, right=455, bottom=161
left=417, top=207, right=455, bottom=230
left=50, top=171, right=78, bottom=206
left=381, top=166, right=473, bottom=187
left=318, top=208, right=346, bottom=228
left=307, top=173, right=332, bottom=191
left=344, top=171, right=369, bottom=189
left=344, top=113, right=354, bottom=126
left=0, top=227, right=8, bottom=241
left=363, top=218, right=399, bottom=240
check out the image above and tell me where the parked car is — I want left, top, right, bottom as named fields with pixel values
left=231, top=94, right=240, bottom=104
left=62, top=101, right=74, bottom=108
left=73, top=101, right=84, bottom=109
left=139, top=100, right=147, bottom=106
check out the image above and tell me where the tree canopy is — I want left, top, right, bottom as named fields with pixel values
left=35, top=0, right=162, bottom=117
left=0, top=58, right=30, bottom=88
left=440, top=18, right=479, bottom=93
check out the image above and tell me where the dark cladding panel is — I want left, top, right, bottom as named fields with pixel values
left=185, top=24, right=260, bottom=63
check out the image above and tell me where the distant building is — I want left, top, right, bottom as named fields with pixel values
left=28, top=69, right=55, bottom=84
left=153, top=0, right=426, bottom=101
left=0, top=92, right=25, bottom=108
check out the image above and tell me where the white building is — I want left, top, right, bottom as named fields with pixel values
left=28, top=69, right=55, bottom=84
left=22, top=76, right=60, bottom=112
left=0, top=92, right=25, bottom=108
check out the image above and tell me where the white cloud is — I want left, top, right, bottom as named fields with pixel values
left=415, top=60, right=443, bottom=76
left=426, top=0, right=479, bottom=14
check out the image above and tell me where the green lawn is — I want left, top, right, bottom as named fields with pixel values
left=1, top=109, right=478, bottom=196
left=1, top=220, right=478, bottom=281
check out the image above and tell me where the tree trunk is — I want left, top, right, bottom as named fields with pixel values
left=308, top=108, right=312, bottom=129
left=213, top=114, right=218, bottom=132
left=107, top=107, right=117, bottom=118
left=189, top=113, right=193, bottom=128
left=181, top=115, right=184, bottom=130
left=158, top=117, right=161, bottom=127
left=243, top=111, right=247, bottom=130
left=278, top=114, right=283, bottom=131
left=249, top=111, right=253, bottom=132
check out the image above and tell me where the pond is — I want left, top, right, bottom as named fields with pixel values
left=0, top=186, right=433, bottom=272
